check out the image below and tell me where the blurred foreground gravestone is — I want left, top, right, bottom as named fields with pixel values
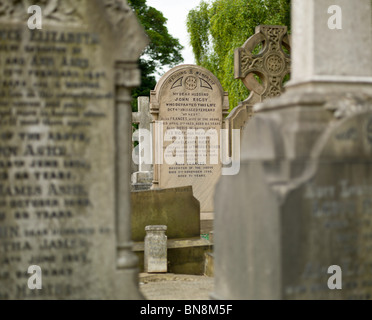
left=213, top=0, right=372, bottom=300
left=0, top=0, right=148, bottom=300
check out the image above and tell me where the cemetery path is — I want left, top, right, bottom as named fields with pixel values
left=139, top=274, right=214, bottom=300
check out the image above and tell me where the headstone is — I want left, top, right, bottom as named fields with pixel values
left=225, top=25, right=291, bottom=155
left=150, top=65, right=229, bottom=220
left=0, top=0, right=148, bottom=300
left=144, top=225, right=167, bottom=273
left=213, top=0, right=372, bottom=300
left=132, top=96, right=153, bottom=190
left=131, top=186, right=200, bottom=242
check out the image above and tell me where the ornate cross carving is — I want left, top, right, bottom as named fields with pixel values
left=235, top=25, right=291, bottom=104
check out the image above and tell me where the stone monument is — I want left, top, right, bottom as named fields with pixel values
left=0, top=0, right=148, bottom=300
left=213, top=0, right=372, bottom=300
left=150, top=65, right=229, bottom=220
left=132, top=96, right=153, bottom=191
left=225, top=25, right=291, bottom=155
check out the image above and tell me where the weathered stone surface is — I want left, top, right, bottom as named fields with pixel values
left=214, top=109, right=372, bottom=300
left=235, top=25, right=291, bottom=102
left=213, top=0, right=372, bottom=300
left=144, top=226, right=167, bottom=273
left=291, top=0, right=372, bottom=85
left=0, top=0, right=147, bottom=300
left=131, top=186, right=200, bottom=242
left=150, top=65, right=229, bottom=219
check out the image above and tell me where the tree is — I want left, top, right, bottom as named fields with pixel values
left=187, top=0, right=291, bottom=110
left=128, top=0, right=184, bottom=111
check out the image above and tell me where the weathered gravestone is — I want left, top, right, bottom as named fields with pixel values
left=150, top=65, right=229, bottom=220
left=225, top=25, right=291, bottom=155
left=132, top=96, right=153, bottom=191
left=213, top=0, right=372, bottom=300
left=0, top=0, right=147, bottom=299
left=131, top=186, right=200, bottom=242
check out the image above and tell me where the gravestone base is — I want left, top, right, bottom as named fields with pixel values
left=134, top=237, right=212, bottom=275
left=131, top=187, right=201, bottom=242
left=131, top=171, right=153, bottom=191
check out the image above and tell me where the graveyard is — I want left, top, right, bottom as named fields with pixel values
left=0, top=0, right=371, bottom=303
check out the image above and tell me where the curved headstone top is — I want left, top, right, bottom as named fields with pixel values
left=151, top=65, right=228, bottom=108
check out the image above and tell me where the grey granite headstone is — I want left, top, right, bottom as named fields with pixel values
left=0, top=0, right=147, bottom=300
left=213, top=0, right=372, bottom=300
left=144, top=225, right=167, bottom=273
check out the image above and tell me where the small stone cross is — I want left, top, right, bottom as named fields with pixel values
left=132, top=96, right=152, bottom=172
left=132, top=96, right=152, bottom=132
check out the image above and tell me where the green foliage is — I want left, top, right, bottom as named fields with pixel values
left=128, top=0, right=184, bottom=111
left=187, top=0, right=291, bottom=110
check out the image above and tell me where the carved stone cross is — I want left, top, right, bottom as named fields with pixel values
left=235, top=25, right=291, bottom=104
left=132, top=96, right=152, bottom=173
left=132, top=96, right=152, bottom=132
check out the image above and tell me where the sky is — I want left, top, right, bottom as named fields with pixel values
left=146, top=0, right=203, bottom=76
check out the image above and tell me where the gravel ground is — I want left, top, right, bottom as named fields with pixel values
left=139, top=274, right=214, bottom=300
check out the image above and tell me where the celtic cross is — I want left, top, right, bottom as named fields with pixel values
left=235, top=25, right=291, bottom=104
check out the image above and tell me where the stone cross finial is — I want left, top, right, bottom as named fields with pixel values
left=132, top=96, right=152, bottom=131
left=235, top=25, right=291, bottom=103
